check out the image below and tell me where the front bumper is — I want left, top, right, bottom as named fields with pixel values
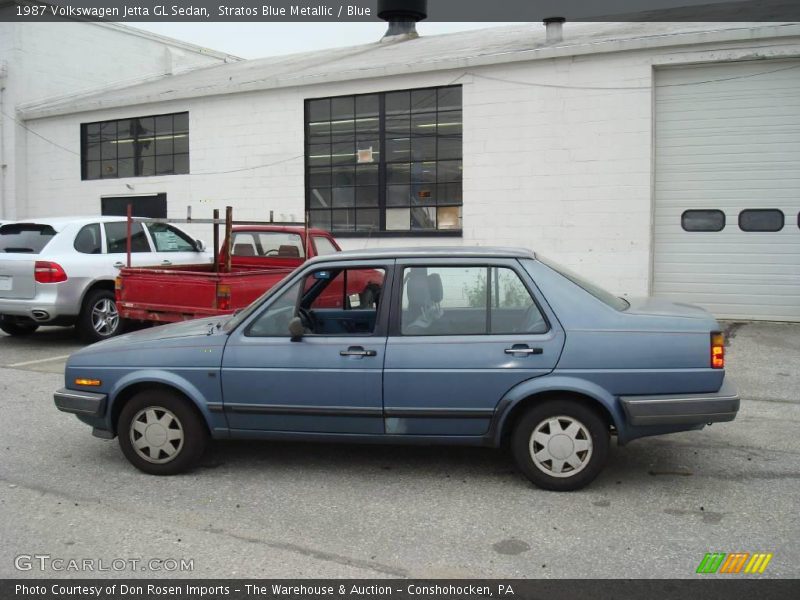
left=620, top=376, right=739, bottom=427
left=54, top=387, right=107, bottom=418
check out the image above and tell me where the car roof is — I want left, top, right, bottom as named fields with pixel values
left=8, top=216, right=148, bottom=227
left=309, top=246, right=537, bottom=263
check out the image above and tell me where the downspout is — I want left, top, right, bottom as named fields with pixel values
left=0, top=61, right=6, bottom=221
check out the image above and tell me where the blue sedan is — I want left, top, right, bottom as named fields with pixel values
left=54, top=248, right=739, bottom=491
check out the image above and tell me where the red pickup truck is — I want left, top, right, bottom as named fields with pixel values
left=116, top=225, right=381, bottom=324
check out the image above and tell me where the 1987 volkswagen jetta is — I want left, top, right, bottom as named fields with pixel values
left=54, top=248, right=739, bottom=491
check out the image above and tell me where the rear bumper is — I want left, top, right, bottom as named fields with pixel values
left=620, top=376, right=739, bottom=427
left=54, top=388, right=107, bottom=418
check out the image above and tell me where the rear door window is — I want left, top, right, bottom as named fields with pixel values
left=0, top=223, right=57, bottom=253
left=73, top=223, right=102, bottom=254
left=104, top=222, right=151, bottom=253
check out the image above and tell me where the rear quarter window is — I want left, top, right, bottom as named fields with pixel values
left=0, top=224, right=57, bottom=253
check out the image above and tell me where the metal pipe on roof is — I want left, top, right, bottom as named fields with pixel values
left=543, top=17, right=566, bottom=44
left=378, top=0, right=427, bottom=39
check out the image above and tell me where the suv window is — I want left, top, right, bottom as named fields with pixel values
left=400, top=266, right=546, bottom=336
left=104, top=222, right=150, bottom=253
left=146, top=223, right=196, bottom=252
left=73, top=223, right=102, bottom=254
left=0, top=223, right=57, bottom=254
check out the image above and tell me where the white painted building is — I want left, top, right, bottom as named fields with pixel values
left=12, top=21, right=800, bottom=321
left=0, top=21, right=239, bottom=220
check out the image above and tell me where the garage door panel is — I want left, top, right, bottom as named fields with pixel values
left=653, top=60, right=800, bottom=321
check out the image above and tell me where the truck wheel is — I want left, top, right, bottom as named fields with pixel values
left=0, top=319, right=39, bottom=336
left=77, top=289, right=124, bottom=343
left=511, top=399, right=609, bottom=491
left=117, top=389, right=209, bottom=476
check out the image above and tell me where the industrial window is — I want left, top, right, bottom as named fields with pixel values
left=81, top=113, right=189, bottom=180
left=101, top=194, right=167, bottom=218
left=738, top=209, right=784, bottom=232
left=305, top=86, right=462, bottom=236
left=681, top=210, right=725, bottom=232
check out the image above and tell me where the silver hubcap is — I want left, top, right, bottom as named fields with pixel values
left=129, top=407, right=184, bottom=464
left=91, top=298, right=119, bottom=336
left=530, top=415, right=593, bottom=478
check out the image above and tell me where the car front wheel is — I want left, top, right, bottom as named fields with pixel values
left=117, top=390, right=209, bottom=475
left=511, top=399, right=609, bottom=491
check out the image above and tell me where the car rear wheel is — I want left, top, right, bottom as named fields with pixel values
left=117, top=389, right=209, bottom=475
left=77, top=289, right=124, bottom=343
left=0, top=319, right=39, bottom=336
left=511, top=399, right=609, bottom=491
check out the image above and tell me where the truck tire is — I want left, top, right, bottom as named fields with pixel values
left=511, top=399, right=609, bottom=491
left=117, top=389, right=209, bottom=475
left=77, top=289, right=124, bottom=343
left=0, top=319, right=39, bottom=336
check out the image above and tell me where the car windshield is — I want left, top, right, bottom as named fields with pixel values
left=0, top=223, right=57, bottom=253
left=537, top=255, right=629, bottom=311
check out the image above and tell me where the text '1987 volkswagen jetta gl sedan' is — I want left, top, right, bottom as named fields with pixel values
left=54, top=247, right=739, bottom=491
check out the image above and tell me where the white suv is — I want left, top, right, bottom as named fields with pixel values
left=0, top=216, right=211, bottom=342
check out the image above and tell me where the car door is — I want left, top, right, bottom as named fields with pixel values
left=144, top=222, right=209, bottom=267
left=102, top=221, right=158, bottom=270
left=220, top=259, right=393, bottom=434
left=383, top=258, right=565, bottom=436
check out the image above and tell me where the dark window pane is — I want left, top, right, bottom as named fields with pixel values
left=117, top=134, right=134, bottom=158
left=331, top=208, right=356, bottom=232
left=85, top=160, right=101, bottom=180
left=85, top=140, right=101, bottom=161
left=356, top=165, right=378, bottom=186
left=411, top=112, right=437, bottom=135
left=330, top=117, right=354, bottom=141
left=739, top=209, right=784, bottom=232
left=437, top=136, right=461, bottom=160
left=155, top=155, right=174, bottom=175
left=438, top=86, right=462, bottom=111
left=174, top=153, right=189, bottom=174
left=355, top=209, right=380, bottom=232
left=411, top=137, right=436, bottom=161
left=309, top=187, right=331, bottom=209
left=118, top=158, right=135, bottom=178
left=309, top=210, right=332, bottom=230
left=386, top=137, right=410, bottom=162
left=411, top=206, right=437, bottom=230
left=331, top=166, right=355, bottom=187
left=411, top=162, right=436, bottom=184
left=386, top=91, right=409, bottom=115
left=438, top=110, right=462, bottom=135
left=331, top=141, right=354, bottom=165
left=411, top=89, right=437, bottom=113
left=412, top=183, right=436, bottom=205
left=100, top=122, right=116, bottom=160
left=332, top=187, right=355, bottom=208
left=356, top=186, right=379, bottom=207
left=438, top=183, right=463, bottom=206
left=331, top=96, right=354, bottom=120
left=387, top=163, right=410, bottom=184
left=309, top=167, right=331, bottom=188
left=308, top=144, right=331, bottom=167
left=437, top=160, right=462, bottom=183
left=173, top=133, right=189, bottom=154
left=174, top=113, right=189, bottom=134
left=155, top=114, right=173, bottom=136
left=356, top=116, right=379, bottom=136
left=101, top=160, right=117, bottom=178
left=156, top=135, right=173, bottom=156
left=139, top=156, right=155, bottom=177
left=307, top=121, right=331, bottom=144
left=681, top=210, right=725, bottom=232
left=356, top=94, right=379, bottom=117
left=307, top=99, right=330, bottom=122
left=385, top=115, right=409, bottom=136
left=387, top=185, right=411, bottom=207
left=137, top=117, right=155, bottom=139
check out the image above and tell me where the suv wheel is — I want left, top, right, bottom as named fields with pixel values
left=117, top=389, right=209, bottom=475
left=511, top=399, right=609, bottom=491
left=77, top=289, right=124, bottom=343
left=0, top=319, right=39, bottom=336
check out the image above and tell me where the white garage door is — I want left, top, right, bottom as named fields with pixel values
left=654, top=59, right=800, bottom=322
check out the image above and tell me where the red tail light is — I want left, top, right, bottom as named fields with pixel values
left=216, top=284, right=231, bottom=311
left=34, top=261, right=68, bottom=284
left=711, top=332, right=725, bottom=369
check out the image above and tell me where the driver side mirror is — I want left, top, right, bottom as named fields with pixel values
left=195, top=239, right=207, bottom=252
left=288, top=316, right=304, bottom=342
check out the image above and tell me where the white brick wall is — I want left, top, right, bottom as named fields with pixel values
left=18, top=34, right=800, bottom=297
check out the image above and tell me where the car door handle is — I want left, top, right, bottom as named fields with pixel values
left=504, top=345, right=543, bottom=356
left=161, top=260, right=172, bottom=266
left=113, top=262, right=125, bottom=268
left=340, top=346, right=377, bottom=357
